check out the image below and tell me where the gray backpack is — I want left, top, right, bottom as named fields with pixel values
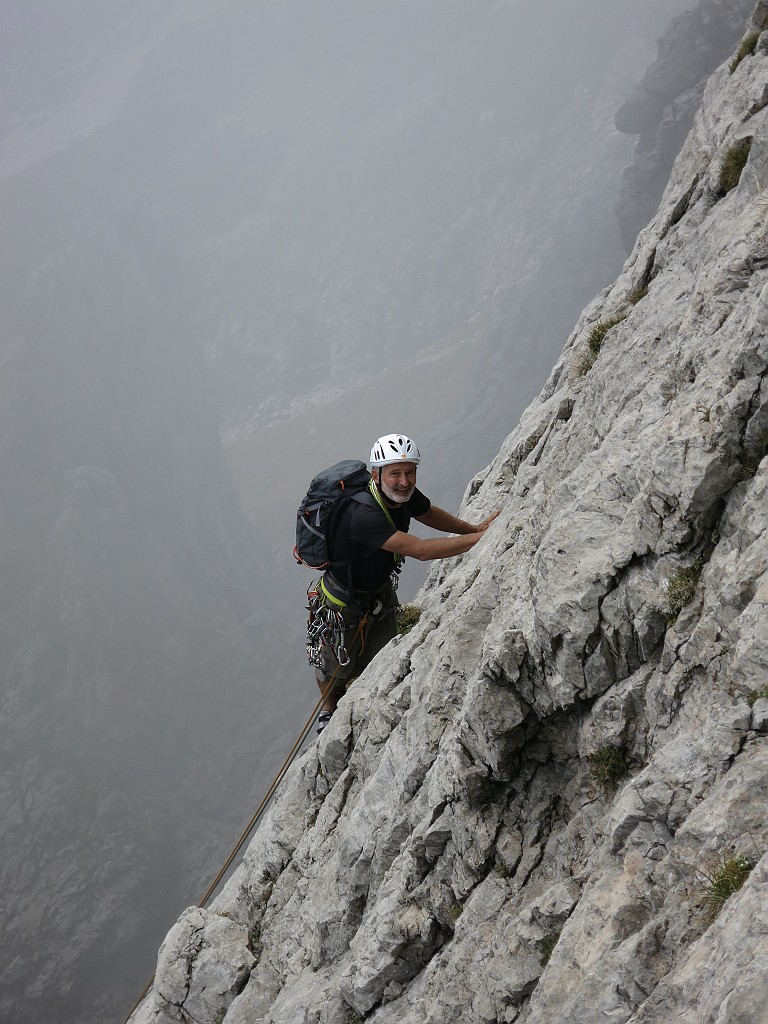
left=293, top=460, right=373, bottom=569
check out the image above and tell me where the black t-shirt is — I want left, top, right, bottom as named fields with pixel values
left=329, top=486, right=430, bottom=593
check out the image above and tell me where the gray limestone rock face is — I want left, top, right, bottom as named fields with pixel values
left=132, top=5, right=768, bottom=1024
left=152, top=907, right=254, bottom=1024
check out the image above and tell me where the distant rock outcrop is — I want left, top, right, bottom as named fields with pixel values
left=615, top=0, right=755, bottom=251
left=132, top=4, right=768, bottom=1023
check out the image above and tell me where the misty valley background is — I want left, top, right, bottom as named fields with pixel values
left=0, top=1, right=742, bottom=1021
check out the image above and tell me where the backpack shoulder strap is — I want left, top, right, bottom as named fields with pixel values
left=324, top=487, right=372, bottom=564
left=352, top=479, right=396, bottom=529
left=349, top=488, right=378, bottom=509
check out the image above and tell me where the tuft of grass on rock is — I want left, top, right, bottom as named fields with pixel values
left=719, top=138, right=752, bottom=194
left=539, top=934, right=560, bottom=967
left=588, top=746, right=629, bottom=792
left=627, top=285, right=649, bottom=305
left=730, top=32, right=760, bottom=73
left=397, top=603, right=421, bottom=635
left=697, top=853, right=753, bottom=923
left=666, top=560, right=703, bottom=620
left=747, top=686, right=768, bottom=707
left=587, top=315, right=628, bottom=358
left=577, top=315, right=628, bottom=376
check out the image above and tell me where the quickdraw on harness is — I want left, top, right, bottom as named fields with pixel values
left=306, top=581, right=351, bottom=667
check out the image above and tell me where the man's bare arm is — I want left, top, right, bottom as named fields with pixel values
left=416, top=506, right=500, bottom=535
left=380, top=529, right=482, bottom=561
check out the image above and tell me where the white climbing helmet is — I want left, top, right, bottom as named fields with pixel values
left=370, top=433, right=421, bottom=467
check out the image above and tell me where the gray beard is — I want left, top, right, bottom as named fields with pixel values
left=380, top=480, right=415, bottom=505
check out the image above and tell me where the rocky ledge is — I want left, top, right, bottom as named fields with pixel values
left=131, top=5, right=768, bottom=1023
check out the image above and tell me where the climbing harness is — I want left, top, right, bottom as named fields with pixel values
left=305, top=570, right=398, bottom=673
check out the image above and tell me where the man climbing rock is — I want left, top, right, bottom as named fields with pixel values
left=306, top=433, right=498, bottom=732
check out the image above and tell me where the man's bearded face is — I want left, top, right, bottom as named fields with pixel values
left=378, top=463, right=417, bottom=504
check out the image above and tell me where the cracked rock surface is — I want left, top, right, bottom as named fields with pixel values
left=150, top=908, right=254, bottom=1024
left=132, top=7, right=768, bottom=1024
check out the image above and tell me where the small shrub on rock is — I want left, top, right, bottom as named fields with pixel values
left=747, top=686, right=768, bottom=707
left=666, top=561, right=703, bottom=620
left=698, top=853, right=753, bottom=922
left=719, top=138, right=752, bottom=194
left=397, top=603, right=421, bottom=635
left=539, top=933, right=560, bottom=966
left=494, top=855, right=511, bottom=878
left=588, top=746, right=629, bottom=792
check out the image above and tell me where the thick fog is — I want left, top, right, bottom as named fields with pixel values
left=0, top=1, right=724, bottom=1020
